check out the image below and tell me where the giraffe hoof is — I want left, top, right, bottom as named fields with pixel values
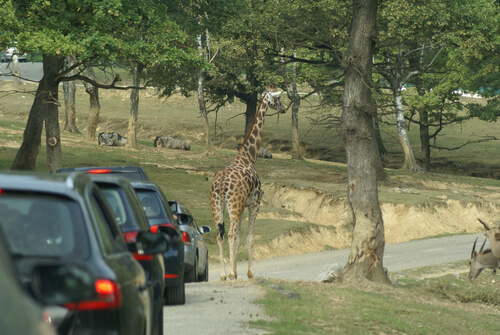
left=247, top=270, right=254, bottom=279
left=220, top=274, right=227, bottom=281
left=228, top=272, right=237, bottom=280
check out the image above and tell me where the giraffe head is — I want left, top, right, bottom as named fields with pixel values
left=263, top=86, right=287, bottom=114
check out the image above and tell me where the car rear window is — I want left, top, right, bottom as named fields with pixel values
left=98, top=184, right=142, bottom=232
left=0, top=192, right=90, bottom=259
left=134, top=189, right=172, bottom=224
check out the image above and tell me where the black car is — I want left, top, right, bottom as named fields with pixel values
left=0, top=172, right=166, bottom=335
left=130, top=181, right=186, bottom=305
left=0, top=224, right=57, bottom=335
left=56, top=166, right=150, bottom=181
left=87, top=175, right=167, bottom=335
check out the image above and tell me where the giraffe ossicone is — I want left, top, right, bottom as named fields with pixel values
left=210, top=86, right=286, bottom=281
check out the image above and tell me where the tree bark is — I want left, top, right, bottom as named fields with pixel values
left=11, top=54, right=21, bottom=88
left=197, top=29, right=214, bottom=155
left=244, top=92, right=258, bottom=137
left=338, top=0, right=390, bottom=284
left=290, top=49, right=302, bottom=160
left=83, top=67, right=100, bottom=141
left=12, top=54, right=64, bottom=171
left=127, top=63, right=143, bottom=148
left=63, top=55, right=80, bottom=133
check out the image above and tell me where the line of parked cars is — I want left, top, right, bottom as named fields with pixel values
left=0, top=166, right=212, bottom=335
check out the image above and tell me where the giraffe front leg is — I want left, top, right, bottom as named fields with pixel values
left=217, top=222, right=226, bottom=281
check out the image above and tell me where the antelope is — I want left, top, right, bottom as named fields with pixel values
left=477, top=218, right=500, bottom=259
left=469, top=237, right=500, bottom=281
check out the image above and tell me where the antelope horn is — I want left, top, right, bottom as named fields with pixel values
left=479, top=237, right=487, bottom=253
left=471, top=237, right=478, bottom=258
left=478, top=218, right=492, bottom=230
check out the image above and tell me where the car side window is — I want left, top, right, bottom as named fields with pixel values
left=89, top=191, right=126, bottom=255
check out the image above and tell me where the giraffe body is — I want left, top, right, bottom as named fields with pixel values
left=210, top=86, right=286, bottom=280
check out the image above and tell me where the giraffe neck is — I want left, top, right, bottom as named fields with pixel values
left=235, top=96, right=269, bottom=165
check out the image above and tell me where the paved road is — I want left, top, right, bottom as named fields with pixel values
left=207, top=232, right=485, bottom=282
left=165, top=233, right=486, bottom=335
left=0, top=62, right=43, bottom=82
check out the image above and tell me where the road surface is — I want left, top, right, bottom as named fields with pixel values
left=166, top=233, right=485, bottom=335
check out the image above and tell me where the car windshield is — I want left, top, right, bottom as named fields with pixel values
left=0, top=192, right=90, bottom=259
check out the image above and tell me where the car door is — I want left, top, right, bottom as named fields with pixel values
left=88, top=189, right=151, bottom=335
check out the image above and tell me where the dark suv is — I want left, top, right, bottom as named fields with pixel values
left=87, top=175, right=167, bottom=335
left=130, top=181, right=186, bottom=305
left=0, top=172, right=167, bottom=335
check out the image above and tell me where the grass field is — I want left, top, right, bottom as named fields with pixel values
left=1, top=79, right=500, bottom=333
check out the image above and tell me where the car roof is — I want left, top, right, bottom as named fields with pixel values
left=0, top=171, right=92, bottom=199
left=56, top=166, right=150, bottom=181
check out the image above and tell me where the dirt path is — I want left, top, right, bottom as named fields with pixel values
left=165, top=280, right=270, bottom=335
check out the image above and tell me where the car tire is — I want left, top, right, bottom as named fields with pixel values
left=198, top=255, right=209, bottom=282
left=165, top=280, right=185, bottom=305
left=151, top=306, right=164, bottom=335
left=185, top=255, right=198, bottom=283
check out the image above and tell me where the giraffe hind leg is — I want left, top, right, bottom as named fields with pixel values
left=216, top=222, right=227, bottom=281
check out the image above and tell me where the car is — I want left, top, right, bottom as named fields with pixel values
left=0, top=45, right=28, bottom=62
left=87, top=174, right=167, bottom=335
left=56, top=166, right=150, bottom=181
left=0, top=225, right=57, bottom=335
left=130, top=181, right=186, bottom=305
left=168, top=200, right=211, bottom=282
left=0, top=171, right=167, bottom=335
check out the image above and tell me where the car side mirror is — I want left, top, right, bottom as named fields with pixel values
left=31, top=264, right=96, bottom=305
left=200, top=225, right=211, bottom=234
left=135, top=231, right=169, bottom=255
left=177, top=213, right=193, bottom=225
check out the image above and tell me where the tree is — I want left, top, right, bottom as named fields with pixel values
left=1, top=0, right=198, bottom=171
left=375, top=0, right=499, bottom=173
left=338, top=0, right=390, bottom=284
left=63, top=55, right=80, bottom=134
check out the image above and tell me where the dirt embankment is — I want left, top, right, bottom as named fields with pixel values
left=254, top=180, right=500, bottom=260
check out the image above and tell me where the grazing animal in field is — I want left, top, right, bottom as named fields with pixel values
left=210, top=86, right=286, bottom=281
left=154, top=136, right=190, bottom=151
left=469, top=237, right=500, bottom=281
left=478, top=218, right=500, bottom=260
left=237, top=144, right=272, bottom=159
left=258, top=147, right=272, bottom=159
left=98, top=132, right=127, bottom=146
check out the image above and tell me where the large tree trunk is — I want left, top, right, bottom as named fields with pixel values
left=394, top=88, right=423, bottom=173
left=338, top=0, right=390, bottom=284
left=12, top=54, right=63, bottom=171
left=83, top=67, right=100, bottom=141
left=63, top=55, right=80, bottom=133
left=244, top=92, right=258, bottom=137
left=127, top=63, right=143, bottom=148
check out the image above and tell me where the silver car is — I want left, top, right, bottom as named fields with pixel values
left=169, top=200, right=211, bottom=282
left=0, top=45, right=28, bottom=62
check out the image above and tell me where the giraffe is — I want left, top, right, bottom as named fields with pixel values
left=210, top=86, right=287, bottom=280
